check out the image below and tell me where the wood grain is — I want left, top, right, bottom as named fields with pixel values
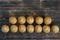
left=0, top=0, right=60, bottom=40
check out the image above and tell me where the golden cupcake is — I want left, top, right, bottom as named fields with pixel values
left=44, top=16, right=52, bottom=25
left=1, top=25, right=9, bottom=33
left=27, top=25, right=34, bottom=33
left=9, top=16, right=17, bottom=24
left=18, top=16, right=26, bottom=24
left=43, top=25, right=50, bottom=33
left=19, top=25, right=26, bottom=33
left=35, top=16, right=43, bottom=24
left=27, top=16, right=34, bottom=24
left=10, top=25, right=18, bottom=33
left=35, top=25, right=42, bottom=33
left=51, top=25, right=59, bottom=33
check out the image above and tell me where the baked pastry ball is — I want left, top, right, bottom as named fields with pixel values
left=44, top=16, right=52, bottom=25
left=27, top=16, right=34, bottom=24
left=1, top=25, right=9, bottom=33
left=10, top=25, right=18, bottom=33
left=9, top=16, right=17, bottom=24
left=51, top=25, right=59, bottom=33
left=35, top=25, right=42, bottom=33
left=35, top=16, right=43, bottom=24
left=19, top=25, right=26, bottom=33
left=43, top=25, right=50, bottom=33
left=27, top=25, right=34, bottom=33
left=18, top=16, right=26, bottom=24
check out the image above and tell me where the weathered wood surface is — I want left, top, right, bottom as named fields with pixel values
left=0, top=0, right=60, bottom=40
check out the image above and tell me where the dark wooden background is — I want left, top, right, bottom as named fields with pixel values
left=0, top=0, right=60, bottom=40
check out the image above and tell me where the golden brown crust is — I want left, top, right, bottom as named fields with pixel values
left=27, top=16, right=34, bottom=24
left=43, top=25, right=50, bottom=33
left=1, top=25, right=9, bottom=33
left=19, top=25, right=26, bottom=33
left=44, top=16, right=52, bottom=25
left=35, top=16, right=43, bottom=24
left=51, top=25, right=59, bottom=33
left=18, top=16, right=26, bottom=24
left=9, top=16, right=17, bottom=24
left=10, top=25, right=18, bottom=33
left=27, top=25, right=34, bottom=33
left=35, top=25, right=42, bottom=33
